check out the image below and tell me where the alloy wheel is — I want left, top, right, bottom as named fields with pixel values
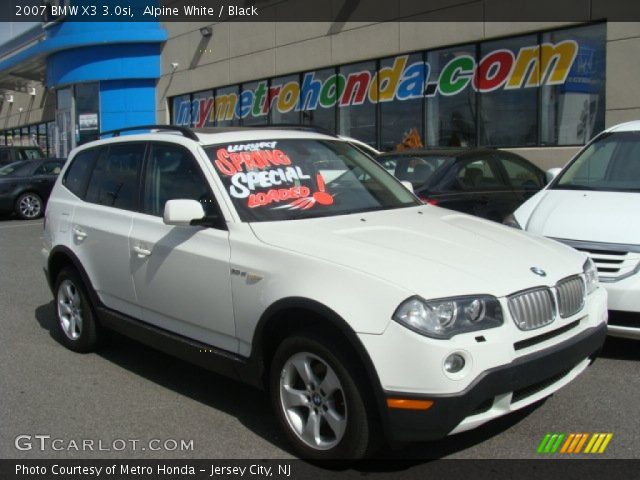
left=57, top=279, right=83, bottom=341
left=18, top=194, right=42, bottom=219
left=279, top=352, right=347, bottom=450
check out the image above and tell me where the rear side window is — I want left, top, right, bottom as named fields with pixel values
left=63, top=148, right=101, bottom=198
left=499, top=156, right=544, bottom=189
left=456, top=158, right=506, bottom=189
left=19, top=148, right=44, bottom=160
left=85, top=143, right=145, bottom=210
left=34, top=161, right=64, bottom=175
left=143, top=143, right=216, bottom=217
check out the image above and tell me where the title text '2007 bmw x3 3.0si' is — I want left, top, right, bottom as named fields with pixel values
left=42, top=125, right=608, bottom=459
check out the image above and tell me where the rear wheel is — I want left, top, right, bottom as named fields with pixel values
left=270, top=332, right=378, bottom=459
left=15, top=192, right=43, bottom=219
left=54, top=268, right=100, bottom=352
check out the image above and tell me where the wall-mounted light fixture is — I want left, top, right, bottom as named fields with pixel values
left=170, top=62, right=179, bottom=70
left=28, top=87, right=36, bottom=96
left=6, top=95, right=14, bottom=103
left=199, top=26, right=212, bottom=37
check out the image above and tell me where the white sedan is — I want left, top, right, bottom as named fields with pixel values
left=510, top=120, right=640, bottom=340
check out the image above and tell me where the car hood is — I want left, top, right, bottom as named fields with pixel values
left=250, top=205, right=586, bottom=299
left=525, top=189, right=640, bottom=244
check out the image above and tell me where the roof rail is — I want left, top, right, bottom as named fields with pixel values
left=99, top=125, right=199, bottom=141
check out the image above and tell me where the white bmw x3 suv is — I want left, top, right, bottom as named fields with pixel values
left=43, top=125, right=607, bottom=459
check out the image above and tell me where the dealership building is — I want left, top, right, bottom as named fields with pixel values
left=0, top=5, right=638, bottom=168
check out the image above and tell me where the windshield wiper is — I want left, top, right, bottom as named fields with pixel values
left=290, top=206, right=381, bottom=220
left=290, top=204, right=409, bottom=221
left=552, top=184, right=598, bottom=191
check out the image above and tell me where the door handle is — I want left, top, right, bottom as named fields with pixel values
left=72, top=227, right=87, bottom=241
left=132, top=245, right=152, bottom=258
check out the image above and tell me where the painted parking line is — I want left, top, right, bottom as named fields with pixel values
left=0, top=221, right=43, bottom=229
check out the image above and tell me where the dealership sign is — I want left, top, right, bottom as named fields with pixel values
left=174, top=40, right=579, bottom=127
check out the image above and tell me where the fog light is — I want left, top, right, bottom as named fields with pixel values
left=444, top=353, right=465, bottom=373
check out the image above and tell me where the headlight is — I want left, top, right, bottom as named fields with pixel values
left=502, top=214, right=522, bottom=229
left=583, top=258, right=598, bottom=294
left=393, top=295, right=503, bottom=339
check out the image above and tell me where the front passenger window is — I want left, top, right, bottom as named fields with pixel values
left=143, top=144, right=216, bottom=217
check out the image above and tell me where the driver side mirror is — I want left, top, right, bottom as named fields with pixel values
left=545, top=167, right=562, bottom=183
left=163, top=199, right=205, bottom=227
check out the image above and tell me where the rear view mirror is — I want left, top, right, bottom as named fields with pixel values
left=401, top=181, right=414, bottom=193
left=163, top=199, right=205, bottom=226
left=546, top=168, right=562, bottom=183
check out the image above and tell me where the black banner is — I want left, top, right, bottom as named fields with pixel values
left=2, top=0, right=640, bottom=23
left=2, top=459, right=640, bottom=480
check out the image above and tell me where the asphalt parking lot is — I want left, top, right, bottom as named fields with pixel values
left=0, top=216, right=638, bottom=461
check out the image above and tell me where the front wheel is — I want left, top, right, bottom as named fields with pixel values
left=270, top=333, right=378, bottom=459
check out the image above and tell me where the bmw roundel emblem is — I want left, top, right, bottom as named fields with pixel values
left=530, top=267, right=547, bottom=277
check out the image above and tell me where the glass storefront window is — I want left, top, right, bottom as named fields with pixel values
left=169, top=23, right=607, bottom=150
left=191, top=89, right=214, bottom=128
left=20, top=127, right=29, bottom=146
left=271, top=74, right=301, bottom=125
left=300, top=67, right=337, bottom=133
left=172, top=93, right=192, bottom=126
left=29, top=125, right=38, bottom=147
left=540, top=23, right=606, bottom=146
left=338, top=61, right=377, bottom=146
left=75, top=83, right=100, bottom=145
left=478, top=35, right=539, bottom=146
left=214, top=86, right=240, bottom=127
left=38, top=123, right=48, bottom=155
left=47, top=122, right=56, bottom=157
left=379, top=53, right=424, bottom=151
left=241, top=81, right=268, bottom=126
left=56, top=87, right=73, bottom=157
left=426, top=45, right=477, bottom=147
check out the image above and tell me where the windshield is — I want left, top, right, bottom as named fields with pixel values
left=0, top=161, right=34, bottom=177
left=203, top=139, right=420, bottom=222
left=378, top=154, right=450, bottom=188
left=554, top=131, right=640, bottom=192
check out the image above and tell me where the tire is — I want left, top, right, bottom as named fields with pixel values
left=269, top=332, right=379, bottom=460
left=15, top=192, right=43, bottom=220
left=54, top=267, right=100, bottom=353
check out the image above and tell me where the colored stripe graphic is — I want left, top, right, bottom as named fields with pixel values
left=574, top=433, right=589, bottom=453
left=584, top=433, right=613, bottom=454
left=537, top=434, right=551, bottom=453
left=538, top=433, right=612, bottom=454
left=537, top=433, right=565, bottom=453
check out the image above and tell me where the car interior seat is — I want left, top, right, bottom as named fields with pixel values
left=462, top=167, right=483, bottom=187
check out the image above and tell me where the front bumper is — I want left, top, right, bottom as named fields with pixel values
left=384, top=322, right=606, bottom=442
left=607, top=311, right=640, bottom=340
left=603, top=272, right=640, bottom=313
left=599, top=274, right=640, bottom=339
